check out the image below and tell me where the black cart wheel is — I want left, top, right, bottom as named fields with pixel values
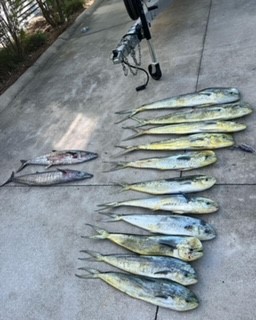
left=123, top=0, right=140, bottom=20
left=148, top=63, right=162, bottom=80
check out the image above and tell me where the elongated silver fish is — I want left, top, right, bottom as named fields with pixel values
left=130, top=103, right=252, bottom=127
left=1, top=169, right=93, bottom=186
left=76, top=269, right=199, bottom=311
left=16, top=150, right=98, bottom=172
left=115, top=133, right=234, bottom=156
left=116, top=87, right=240, bottom=122
left=114, top=175, right=216, bottom=195
left=106, top=151, right=217, bottom=171
left=98, top=194, right=218, bottom=214
left=84, top=225, right=203, bottom=260
left=124, top=120, right=246, bottom=140
left=79, top=250, right=197, bottom=285
left=101, top=214, right=216, bottom=240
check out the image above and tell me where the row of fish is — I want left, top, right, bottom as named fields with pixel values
left=77, top=87, right=253, bottom=312
left=1, top=150, right=98, bottom=186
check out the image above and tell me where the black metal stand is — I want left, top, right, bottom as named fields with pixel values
left=112, top=0, right=162, bottom=83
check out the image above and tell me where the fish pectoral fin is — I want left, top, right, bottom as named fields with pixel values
left=181, top=193, right=190, bottom=202
left=154, top=270, right=170, bottom=275
left=155, top=295, right=169, bottom=299
left=158, top=240, right=176, bottom=249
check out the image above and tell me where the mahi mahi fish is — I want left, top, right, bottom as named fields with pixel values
left=130, top=103, right=252, bottom=127
left=124, top=120, right=246, bottom=140
left=100, top=214, right=216, bottom=240
left=115, top=133, right=234, bottom=156
left=76, top=269, right=199, bottom=311
left=1, top=169, right=93, bottom=186
left=79, top=250, right=197, bottom=285
left=107, top=151, right=217, bottom=171
left=98, top=194, right=218, bottom=214
left=114, top=175, right=216, bottom=195
left=83, top=224, right=204, bottom=260
left=116, top=87, right=240, bottom=121
left=16, top=150, right=98, bottom=172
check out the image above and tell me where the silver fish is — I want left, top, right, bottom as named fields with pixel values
left=98, top=194, right=219, bottom=214
left=1, top=169, right=93, bottom=186
left=114, top=175, right=216, bottom=195
left=79, top=250, right=198, bottom=285
left=101, top=214, right=216, bottom=240
left=76, top=269, right=199, bottom=311
left=116, top=87, right=240, bottom=122
left=106, top=151, right=217, bottom=171
left=16, top=150, right=98, bottom=172
left=84, top=225, right=203, bottom=261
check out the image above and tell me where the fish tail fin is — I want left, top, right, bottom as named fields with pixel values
left=110, top=182, right=129, bottom=192
left=113, top=145, right=137, bottom=157
left=114, top=110, right=140, bottom=124
left=102, top=161, right=128, bottom=172
left=75, top=268, right=100, bottom=279
left=82, top=224, right=109, bottom=239
left=130, top=116, right=147, bottom=127
left=97, top=212, right=121, bottom=222
left=122, top=127, right=144, bottom=141
left=79, top=250, right=102, bottom=262
left=1, top=172, right=15, bottom=187
left=96, top=201, right=119, bottom=211
left=16, top=160, right=27, bottom=173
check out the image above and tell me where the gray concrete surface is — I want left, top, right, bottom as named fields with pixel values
left=0, top=0, right=255, bottom=319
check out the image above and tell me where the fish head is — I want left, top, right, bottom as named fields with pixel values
left=172, top=290, right=199, bottom=311
left=195, top=175, right=216, bottom=188
left=202, top=151, right=217, bottom=164
left=79, top=151, right=98, bottom=161
left=195, top=197, right=219, bottom=213
left=198, top=220, right=216, bottom=240
left=177, top=237, right=203, bottom=261
left=200, top=87, right=240, bottom=103
left=60, top=169, right=93, bottom=180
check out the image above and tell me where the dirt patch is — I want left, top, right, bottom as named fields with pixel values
left=0, top=1, right=94, bottom=95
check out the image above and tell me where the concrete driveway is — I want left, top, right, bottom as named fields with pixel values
left=0, top=0, right=255, bottom=319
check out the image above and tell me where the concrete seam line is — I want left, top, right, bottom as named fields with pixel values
left=0, top=0, right=105, bottom=114
left=195, top=0, right=213, bottom=91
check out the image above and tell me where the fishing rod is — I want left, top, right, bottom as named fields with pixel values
left=111, top=0, right=162, bottom=91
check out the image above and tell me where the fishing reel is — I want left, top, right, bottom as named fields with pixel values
left=112, top=0, right=162, bottom=91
